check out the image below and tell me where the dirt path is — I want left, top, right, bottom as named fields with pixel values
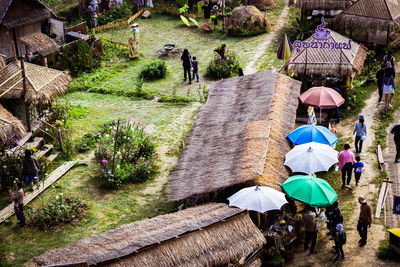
left=244, top=2, right=290, bottom=75
left=287, top=90, right=388, bottom=266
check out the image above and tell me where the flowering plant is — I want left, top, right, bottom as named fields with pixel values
left=94, top=118, right=157, bottom=187
left=206, top=48, right=240, bottom=79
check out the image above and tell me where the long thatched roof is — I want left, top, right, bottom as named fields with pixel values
left=0, top=61, right=70, bottom=104
left=0, top=103, right=25, bottom=144
left=34, top=203, right=266, bottom=267
left=168, top=71, right=301, bottom=202
left=334, top=0, right=400, bottom=30
left=0, top=0, right=56, bottom=29
left=295, top=0, right=352, bottom=10
left=20, top=32, right=59, bottom=56
left=287, top=30, right=367, bottom=77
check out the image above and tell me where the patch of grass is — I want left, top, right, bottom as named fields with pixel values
left=377, top=232, right=400, bottom=263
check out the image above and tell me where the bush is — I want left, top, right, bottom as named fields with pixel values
left=139, top=60, right=167, bottom=80
left=98, top=2, right=131, bottom=26
left=29, top=193, right=90, bottom=229
left=74, top=133, right=99, bottom=153
left=94, top=118, right=157, bottom=187
left=206, top=49, right=240, bottom=79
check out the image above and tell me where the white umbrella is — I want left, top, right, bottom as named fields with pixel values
left=284, top=142, right=338, bottom=175
left=227, top=186, right=288, bottom=213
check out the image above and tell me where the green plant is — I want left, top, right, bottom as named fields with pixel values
left=98, top=2, right=131, bottom=26
left=206, top=48, right=240, bottom=79
left=289, top=18, right=314, bottom=40
left=41, top=0, right=60, bottom=8
left=28, top=193, right=90, bottom=230
left=94, top=118, right=157, bottom=187
left=139, top=60, right=167, bottom=80
left=74, top=133, right=99, bottom=153
left=178, top=4, right=189, bottom=14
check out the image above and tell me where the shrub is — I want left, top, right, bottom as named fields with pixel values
left=74, top=133, right=99, bottom=153
left=139, top=60, right=167, bottom=80
left=29, top=193, right=90, bottom=229
left=98, top=2, right=131, bottom=26
left=206, top=49, right=240, bottom=79
left=94, top=118, right=157, bottom=187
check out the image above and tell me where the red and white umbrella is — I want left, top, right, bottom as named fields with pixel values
left=299, top=86, right=345, bottom=123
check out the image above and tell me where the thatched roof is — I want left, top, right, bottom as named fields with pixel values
left=334, top=0, right=400, bottom=30
left=0, top=103, right=25, bottom=143
left=287, top=30, right=367, bottom=77
left=168, top=71, right=301, bottom=202
left=0, top=61, right=70, bottom=104
left=0, top=0, right=56, bottom=29
left=34, top=203, right=266, bottom=267
left=295, top=0, right=351, bottom=10
left=20, top=32, right=59, bottom=56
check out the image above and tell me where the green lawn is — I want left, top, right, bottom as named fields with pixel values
left=0, top=92, right=200, bottom=266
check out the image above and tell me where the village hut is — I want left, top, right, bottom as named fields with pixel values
left=0, top=0, right=60, bottom=59
left=294, top=0, right=352, bottom=10
left=168, top=71, right=301, bottom=202
left=33, top=203, right=266, bottom=267
left=0, top=60, right=70, bottom=130
left=0, top=103, right=25, bottom=144
left=334, top=0, right=400, bottom=45
left=287, top=29, right=366, bottom=85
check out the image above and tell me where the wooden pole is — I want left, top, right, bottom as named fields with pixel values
left=20, top=57, right=31, bottom=132
left=222, top=0, right=225, bottom=32
left=57, top=128, right=64, bottom=153
left=111, top=120, right=120, bottom=174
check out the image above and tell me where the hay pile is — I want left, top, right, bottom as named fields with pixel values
left=252, top=0, right=276, bottom=10
left=226, top=6, right=270, bottom=36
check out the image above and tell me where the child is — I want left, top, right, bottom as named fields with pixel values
left=353, top=155, right=364, bottom=186
left=334, top=223, right=346, bottom=260
left=192, top=56, right=199, bottom=82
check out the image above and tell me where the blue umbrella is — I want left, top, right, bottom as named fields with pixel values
left=287, top=124, right=338, bottom=146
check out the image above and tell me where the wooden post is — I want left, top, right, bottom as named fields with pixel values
left=222, top=0, right=225, bottom=32
left=57, top=128, right=64, bottom=153
left=111, top=120, right=120, bottom=174
left=387, top=24, right=392, bottom=47
left=43, top=56, right=48, bottom=67
left=20, top=57, right=31, bottom=131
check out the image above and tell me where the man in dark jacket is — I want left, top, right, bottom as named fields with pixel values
left=357, top=195, right=372, bottom=247
left=23, top=149, right=40, bottom=192
left=376, top=64, right=386, bottom=104
left=391, top=123, right=400, bottom=163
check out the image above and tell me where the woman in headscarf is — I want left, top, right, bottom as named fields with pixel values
left=334, top=223, right=346, bottom=260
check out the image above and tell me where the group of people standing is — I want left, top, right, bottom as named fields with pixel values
left=181, top=49, right=200, bottom=84
left=376, top=50, right=396, bottom=108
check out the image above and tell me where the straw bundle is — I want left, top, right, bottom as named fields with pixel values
left=20, top=32, right=59, bottom=56
left=0, top=103, right=25, bottom=143
left=34, top=203, right=265, bottom=266
left=334, top=0, right=400, bottom=30
left=294, top=0, right=351, bottom=10
left=256, top=74, right=301, bottom=189
left=0, top=62, right=70, bottom=104
left=168, top=72, right=277, bottom=202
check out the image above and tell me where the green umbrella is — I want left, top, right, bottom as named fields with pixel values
left=281, top=175, right=337, bottom=207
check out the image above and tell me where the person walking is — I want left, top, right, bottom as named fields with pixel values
left=338, top=144, right=355, bottom=189
left=181, top=49, right=192, bottom=84
left=382, top=63, right=396, bottom=108
left=22, top=149, right=40, bottom=192
left=353, top=114, right=367, bottom=155
left=353, top=155, right=364, bottom=186
left=391, top=123, right=400, bottom=163
left=376, top=64, right=385, bottom=104
left=334, top=223, right=346, bottom=260
left=8, top=178, right=26, bottom=226
left=303, top=206, right=318, bottom=256
left=357, top=195, right=372, bottom=247
left=191, top=56, right=199, bottom=82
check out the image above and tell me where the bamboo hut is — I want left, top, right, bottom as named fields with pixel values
left=295, top=0, right=351, bottom=10
left=168, top=71, right=301, bottom=202
left=0, top=60, right=70, bottom=130
left=287, top=29, right=367, bottom=83
left=334, top=0, right=400, bottom=45
left=33, top=203, right=266, bottom=267
left=0, top=0, right=59, bottom=59
left=0, top=103, right=25, bottom=144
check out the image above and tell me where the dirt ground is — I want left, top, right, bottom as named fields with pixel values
left=287, top=90, right=394, bottom=266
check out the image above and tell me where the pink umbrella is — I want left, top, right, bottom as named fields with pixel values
left=299, top=86, right=345, bottom=123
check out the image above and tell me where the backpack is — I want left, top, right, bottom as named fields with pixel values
left=384, top=55, right=394, bottom=68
